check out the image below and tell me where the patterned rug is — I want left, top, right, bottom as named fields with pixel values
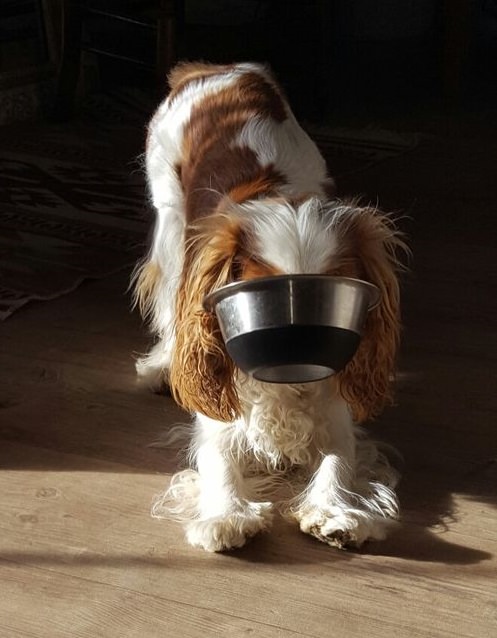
left=0, top=92, right=418, bottom=320
left=0, top=98, right=150, bottom=320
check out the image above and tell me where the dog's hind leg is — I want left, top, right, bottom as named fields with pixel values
left=133, top=204, right=184, bottom=391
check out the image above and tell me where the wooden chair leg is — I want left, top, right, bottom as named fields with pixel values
left=155, top=0, right=181, bottom=97
left=52, top=0, right=83, bottom=120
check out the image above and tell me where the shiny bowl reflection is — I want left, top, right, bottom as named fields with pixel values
left=203, top=275, right=379, bottom=383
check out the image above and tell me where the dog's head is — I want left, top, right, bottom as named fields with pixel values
left=170, top=196, right=407, bottom=423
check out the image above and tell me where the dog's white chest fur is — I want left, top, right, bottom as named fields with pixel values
left=237, top=376, right=334, bottom=469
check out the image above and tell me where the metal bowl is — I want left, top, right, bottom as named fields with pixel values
left=203, top=275, right=380, bottom=384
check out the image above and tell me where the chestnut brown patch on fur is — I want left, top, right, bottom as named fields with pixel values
left=228, top=174, right=284, bottom=205
left=226, top=222, right=282, bottom=282
left=169, top=214, right=245, bottom=422
left=241, top=258, right=282, bottom=280
left=325, top=253, right=363, bottom=280
left=169, top=64, right=288, bottom=122
left=326, top=205, right=406, bottom=423
left=174, top=66, right=289, bottom=222
left=184, top=145, right=286, bottom=223
left=167, top=62, right=234, bottom=99
left=236, top=72, right=288, bottom=122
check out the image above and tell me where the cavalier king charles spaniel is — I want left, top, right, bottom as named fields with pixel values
left=133, top=62, right=406, bottom=552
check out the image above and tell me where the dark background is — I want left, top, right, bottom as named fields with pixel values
left=1, top=0, right=496, bottom=127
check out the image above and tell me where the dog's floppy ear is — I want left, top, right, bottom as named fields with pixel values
left=169, top=214, right=242, bottom=422
left=335, top=205, right=407, bottom=423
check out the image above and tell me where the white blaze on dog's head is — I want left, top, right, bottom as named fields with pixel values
left=232, top=196, right=339, bottom=274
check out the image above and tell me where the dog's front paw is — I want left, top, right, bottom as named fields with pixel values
left=297, top=507, right=397, bottom=549
left=185, top=502, right=273, bottom=552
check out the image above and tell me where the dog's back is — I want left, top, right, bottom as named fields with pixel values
left=146, top=62, right=333, bottom=224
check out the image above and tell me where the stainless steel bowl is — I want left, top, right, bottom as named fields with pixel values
left=203, top=275, right=380, bottom=383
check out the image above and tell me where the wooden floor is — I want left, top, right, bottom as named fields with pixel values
left=1, top=114, right=496, bottom=637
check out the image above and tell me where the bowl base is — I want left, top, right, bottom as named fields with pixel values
left=226, top=325, right=360, bottom=384
left=253, top=364, right=335, bottom=384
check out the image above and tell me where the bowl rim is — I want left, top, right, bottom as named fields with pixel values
left=203, top=274, right=380, bottom=312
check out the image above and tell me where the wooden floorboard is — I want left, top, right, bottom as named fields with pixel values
left=1, top=121, right=496, bottom=636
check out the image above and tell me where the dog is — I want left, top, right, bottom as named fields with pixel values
left=133, top=61, right=406, bottom=552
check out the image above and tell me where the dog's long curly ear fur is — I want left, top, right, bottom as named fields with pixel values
left=169, top=215, right=242, bottom=422
left=336, top=205, right=408, bottom=423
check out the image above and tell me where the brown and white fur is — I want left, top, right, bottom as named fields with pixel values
left=133, top=62, right=406, bottom=552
